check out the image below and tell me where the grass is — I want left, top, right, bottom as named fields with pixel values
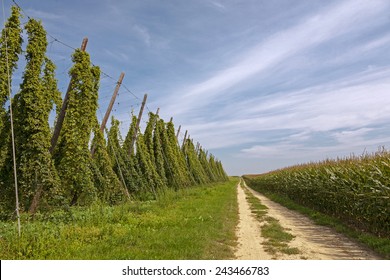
left=250, top=189, right=390, bottom=259
left=261, top=216, right=300, bottom=255
left=241, top=182, right=300, bottom=257
left=0, top=179, right=238, bottom=260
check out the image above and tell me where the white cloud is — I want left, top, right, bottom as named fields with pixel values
left=132, top=24, right=151, bottom=47
left=331, top=128, right=374, bottom=145
left=236, top=67, right=390, bottom=131
left=324, top=33, right=390, bottom=67
left=240, top=135, right=390, bottom=161
left=210, top=1, right=226, bottom=11
left=25, top=8, right=65, bottom=21
left=104, top=49, right=129, bottom=62
left=164, top=0, right=389, bottom=116
left=240, top=143, right=303, bottom=158
left=180, top=65, right=390, bottom=152
left=356, top=34, right=390, bottom=54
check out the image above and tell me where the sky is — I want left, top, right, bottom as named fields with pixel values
left=2, top=0, right=390, bottom=175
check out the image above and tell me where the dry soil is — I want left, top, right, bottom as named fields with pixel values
left=234, top=182, right=381, bottom=260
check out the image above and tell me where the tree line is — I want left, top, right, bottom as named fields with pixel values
left=0, top=6, right=228, bottom=219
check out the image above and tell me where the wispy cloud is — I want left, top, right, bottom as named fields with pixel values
left=132, top=24, right=151, bottom=47
left=331, top=128, right=374, bottom=145
left=240, top=135, right=390, bottom=160
left=104, top=49, right=129, bottom=62
left=239, top=70, right=390, bottom=132
left=323, top=33, right=390, bottom=67
left=183, top=66, right=390, bottom=152
left=9, top=0, right=390, bottom=175
left=210, top=1, right=227, bottom=12
left=164, top=0, right=388, bottom=116
left=25, top=8, right=66, bottom=21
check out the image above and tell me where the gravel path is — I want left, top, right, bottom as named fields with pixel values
left=235, top=183, right=272, bottom=259
left=235, top=181, right=381, bottom=260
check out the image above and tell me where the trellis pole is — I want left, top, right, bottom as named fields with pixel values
left=2, top=0, right=21, bottom=236
left=182, top=130, right=188, bottom=149
left=129, top=93, right=147, bottom=156
left=176, top=125, right=181, bottom=140
left=91, top=72, right=125, bottom=156
left=50, top=38, right=88, bottom=153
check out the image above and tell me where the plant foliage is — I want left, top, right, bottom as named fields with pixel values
left=243, top=150, right=390, bottom=238
left=0, top=5, right=229, bottom=219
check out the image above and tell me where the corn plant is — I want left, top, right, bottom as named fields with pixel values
left=244, top=150, right=390, bottom=237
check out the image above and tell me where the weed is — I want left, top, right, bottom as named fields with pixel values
left=241, top=182, right=300, bottom=256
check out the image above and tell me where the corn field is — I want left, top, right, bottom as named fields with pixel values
left=243, top=149, right=390, bottom=238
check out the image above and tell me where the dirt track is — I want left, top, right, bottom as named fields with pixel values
left=235, top=181, right=381, bottom=260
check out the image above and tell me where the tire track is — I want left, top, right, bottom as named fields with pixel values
left=235, top=180, right=381, bottom=259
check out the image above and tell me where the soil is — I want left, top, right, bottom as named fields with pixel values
left=235, top=182, right=273, bottom=259
left=234, top=182, right=381, bottom=260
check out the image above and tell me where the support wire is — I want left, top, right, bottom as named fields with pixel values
left=2, top=0, right=21, bottom=237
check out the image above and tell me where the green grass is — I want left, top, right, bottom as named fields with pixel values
left=250, top=189, right=390, bottom=259
left=261, top=216, right=300, bottom=255
left=0, top=179, right=238, bottom=260
left=241, top=183, right=300, bottom=257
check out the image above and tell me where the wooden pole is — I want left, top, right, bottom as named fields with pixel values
left=155, top=108, right=160, bottom=123
left=129, top=93, right=148, bottom=155
left=108, top=141, right=131, bottom=200
left=50, top=38, right=88, bottom=154
left=176, top=125, right=181, bottom=140
left=91, top=72, right=125, bottom=157
left=100, top=72, right=124, bottom=132
left=33, top=39, right=87, bottom=213
left=182, top=130, right=188, bottom=148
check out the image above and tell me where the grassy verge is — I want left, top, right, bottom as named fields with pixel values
left=0, top=179, right=238, bottom=260
left=246, top=186, right=390, bottom=259
left=241, top=183, right=300, bottom=257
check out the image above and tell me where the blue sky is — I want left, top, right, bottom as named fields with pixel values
left=3, top=0, right=390, bottom=175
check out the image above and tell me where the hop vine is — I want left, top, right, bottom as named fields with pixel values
left=11, top=18, right=60, bottom=213
left=55, top=49, right=100, bottom=206
left=0, top=5, right=229, bottom=217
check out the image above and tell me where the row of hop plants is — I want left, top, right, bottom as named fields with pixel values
left=0, top=6, right=228, bottom=219
left=243, top=149, right=390, bottom=238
